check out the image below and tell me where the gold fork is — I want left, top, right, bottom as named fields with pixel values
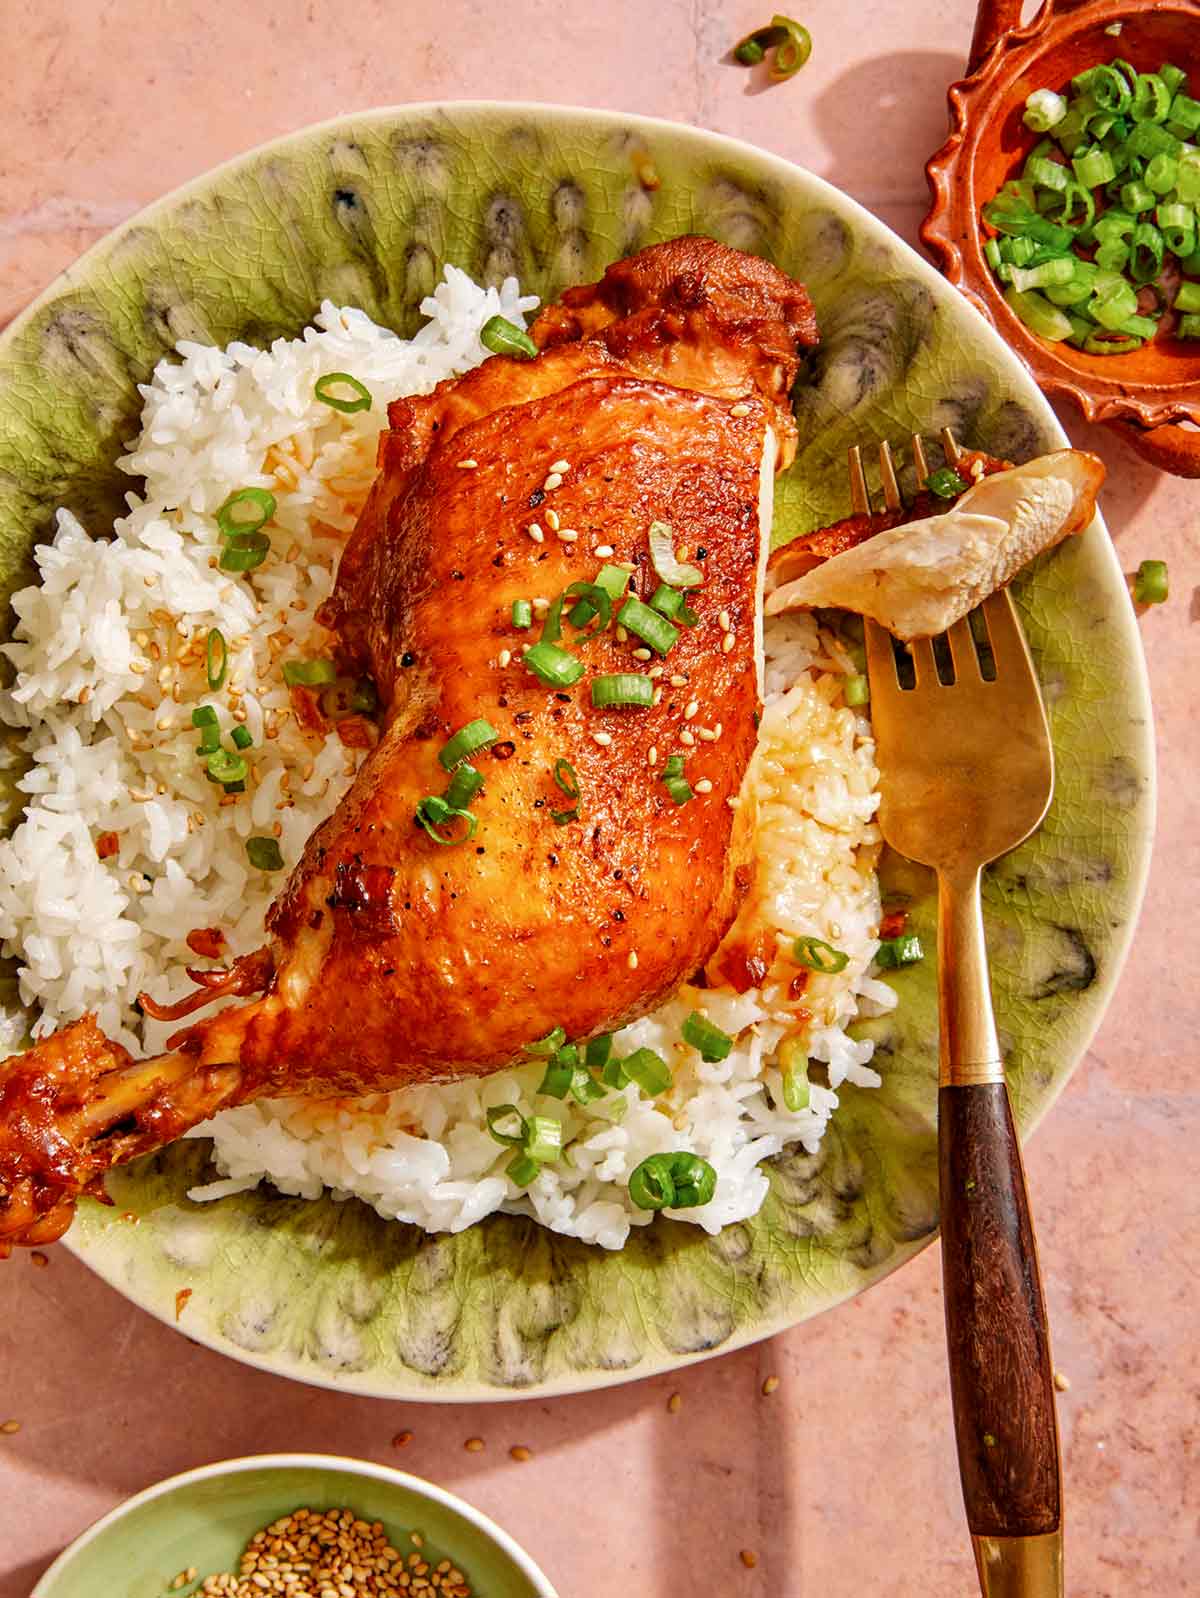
left=857, top=433, right=1063, bottom=1598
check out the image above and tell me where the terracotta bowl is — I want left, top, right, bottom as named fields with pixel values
left=922, top=0, right=1200, bottom=476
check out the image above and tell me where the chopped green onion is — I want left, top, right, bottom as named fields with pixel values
left=844, top=673, right=870, bottom=707
left=1180, top=312, right=1200, bottom=338
left=216, top=487, right=276, bottom=541
left=569, top=1069, right=606, bottom=1106
left=793, top=934, right=850, bottom=974
left=438, top=718, right=499, bottom=771
left=567, top=563, right=633, bottom=629
left=663, top=753, right=686, bottom=779
left=245, top=836, right=284, bottom=872
left=524, top=1115, right=564, bottom=1162
left=663, top=775, right=694, bottom=806
left=283, top=658, right=338, bottom=688
left=350, top=677, right=378, bottom=715
left=524, top=1025, right=567, bottom=1058
left=1157, top=202, right=1196, bottom=256
left=444, top=764, right=484, bottom=810
left=1026, top=154, right=1070, bottom=192
left=586, top=1033, right=613, bottom=1070
left=1083, top=330, right=1144, bottom=355
left=591, top=673, right=654, bottom=709
left=314, top=371, right=372, bottom=413
left=649, top=584, right=700, bottom=626
left=486, top=1104, right=528, bottom=1146
left=523, top=641, right=585, bottom=687
left=648, top=520, right=703, bottom=588
left=506, top=1151, right=541, bottom=1187
left=876, top=933, right=925, bottom=968
left=926, top=467, right=970, bottom=498
left=984, top=237, right=1003, bottom=271
left=1129, top=221, right=1165, bottom=281
left=669, top=1153, right=717, bottom=1207
left=1120, top=178, right=1155, bottom=213
left=628, top=1153, right=676, bottom=1210
left=230, top=724, right=253, bottom=751
left=1010, top=256, right=1078, bottom=293
left=779, top=1037, right=810, bottom=1112
left=1169, top=92, right=1200, bottom=133
left=538, top=1055, right=574, bottom=1099
left=415, top=795, right=477, bottom=846
left=553, top=758, right=581, bottom=801
left=617, top=596, right=679, bottom=656
left=1160, top=64, right=1187, bottom=98
left=1175, top=281, right=1200, bottom=313
left=1134, top=558, right=1169, bottom=603
left=207, top=748, right=248, bottom=787
left=551, top=807, right=579, bottom=825
left=1072, top=145, right=1116, bottom=188
left=1005, top=285, right=1074, bottom=340
left=191, top=705, right=219, bottom=728
left=734, top=35, right=764, bottom=64
left=1145, top=152, right=1179, bottom=194
left=1094, top=238, right=1130, bottom=273
left=681, top=1011, right=733, bottom=1063
left=195, top=722, right=221, bottom=755
left=1132, top=73, right=1171, bottom=124
left=205, top=628, right=228, bottom=691
left=1089, top=275, right=1139, bottom=328
left=480, top=315, right=537, bottom=360
left=219, top=532, right=270, bottom=572
left=622, top=1048, right=673, bottom=1097
left=556, top=581, right=614, bottom=643
left=1024, top=89, right=1068, bottom=133
left=511, top=599, right=533, bottom=630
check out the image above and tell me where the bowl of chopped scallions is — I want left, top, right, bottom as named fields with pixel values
left=923, top=0, right=1200, bottom=476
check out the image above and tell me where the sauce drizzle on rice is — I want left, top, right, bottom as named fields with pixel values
left=0, top=270, right=894, bottom=1250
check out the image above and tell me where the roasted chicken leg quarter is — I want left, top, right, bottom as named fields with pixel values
left=0, top=237, right=819, bottom=1252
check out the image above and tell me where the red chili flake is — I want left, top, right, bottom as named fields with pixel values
left=174, top=1288, right=193, bottom=1321
left=95, top=831, right=120, bottom=860
left=186, top=926, right=226, bottom=960
left=788, top=969, right=810, bottom=1000
left=879, top=909, right=908, bottom=940
left=391, top=1430, right=414, bottom=1449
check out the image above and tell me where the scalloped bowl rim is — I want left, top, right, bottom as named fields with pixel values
left=29, top=1451, right=560, bottom=1598
left=0, top=99, right=1155, bottom=1401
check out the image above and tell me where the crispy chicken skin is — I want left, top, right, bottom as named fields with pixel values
left=0, top=237, right=818, bottom=1251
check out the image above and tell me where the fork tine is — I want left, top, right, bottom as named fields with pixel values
left=909, top=635, right=938, bottom=686
left=941, top=426, right=962, bottom=468
left=911, top=433, right=930, bottom=489
left=878, top=441, right=902, bottom=511
left=945, top=617, right=979, bottom=679
left=980, top=589, right=1034, bottom=677
left=864, top=616, right=898, bottom=688
left=848, top=445, right=870, bottom=514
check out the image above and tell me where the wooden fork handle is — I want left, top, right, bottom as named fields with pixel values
left=940, top=1084, right=1062, bottom=1533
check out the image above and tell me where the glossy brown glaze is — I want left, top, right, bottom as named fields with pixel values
left=940, top=1082, right=1062, bottom=1538
left=0, top=237, right=817, bottom=1250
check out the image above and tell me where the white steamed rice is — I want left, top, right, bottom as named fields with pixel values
left=0, top=267, right=895, bottom=1250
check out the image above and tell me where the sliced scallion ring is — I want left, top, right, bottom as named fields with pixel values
left=524, top=1025, right=567, bottom=1058
left=219, top=531, right=271, bottom=573
left=553, top=758, right=581, bottom=802
left=793, top=934, right=850, bottom=974
left=216, top=487, right=276, bottom=541
left=206, top=628, right=228, bottom=691
left=621, top=1048, right=672, bottom=1096
left=486, top=1104, right=528, bottom=1147
left=590, top=673, right=654, bottom=709
left=522, top=641, right=584, bottom=688
left=415, top=795, right=478, bottom=846
left=648, top=520, right=703, bottom=588
left=283, top=658, right=338, bottom=688
left=681, top=1011, right=734, bottom=1063
left=438, top=718, right=499, bottom=772
left=314, top=371, right=372, bottom=414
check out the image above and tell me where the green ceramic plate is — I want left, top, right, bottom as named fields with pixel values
left=30, top=1453, right=558, bottom=1597
left=0, top=104, right=1153, bottom=1399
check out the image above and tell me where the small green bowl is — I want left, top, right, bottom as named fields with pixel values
left=30, top=1453, right=558, bottom=1598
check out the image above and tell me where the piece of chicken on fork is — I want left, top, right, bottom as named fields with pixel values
left=0, top=237, right=819, bottom=1253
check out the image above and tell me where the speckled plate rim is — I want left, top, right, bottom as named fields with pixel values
left=1, top=100, right=1154, bottom=1400
left=28, top=1451, right=560, bottom=1597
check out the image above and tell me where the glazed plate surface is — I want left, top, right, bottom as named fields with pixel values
left=0, top=103, right=1153, bottom=1398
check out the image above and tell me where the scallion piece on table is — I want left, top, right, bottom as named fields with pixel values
left=617, top=596, right=679, bottom=656
left=216, top=487, right=276, bottom=541
left=734, top=36, right=764, bottom=64
left=438, top=718, right=499, bottom=771
left=314, top=371, right=372, bottom=413
left=444, top=763, right=484, bottom=810
left=245, top=836, right=284, bottom=872
left=524, top=1025, right=567, bottom=1057
left=590, top=673, right=654, bottom=709
left=479, top=315, right=537, bottom=360
left=793, top=934, right=850, bottom=974
left=876, top=933, right=925, bottom=968
left=681, top=1011, right=734, bottom=1063
left=844, top=673, right=870, bottom=707
left=511, top=599, right=533, bottom=630
left=621, top=1048, right=672, bottom=1096
left=206, top=628, right=228, bottom=691
left=648, top=520, right=703, bottom=588
left=283, top=658, right=338, bottom=688
left=1134, top=558, right=1169, bottom=603
left=926, top=467, right=971, bottom=499
left=523, top=641, right=585, bottom=688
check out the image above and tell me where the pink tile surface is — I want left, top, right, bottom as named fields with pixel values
left=1, top=3, right=1197, bottom=1593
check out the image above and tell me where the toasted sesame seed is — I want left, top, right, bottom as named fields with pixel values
left=30, top=1251, right=48, bottom=1268
left=740, top=1550, right=759, bottom=1569
left=556, top=528, right=578, bottom=543
left=592, top=730, right=613, bottom=747
left=526, top=523, right=544, bottom=543
left=509, top=1445, right=533, bottom=1462
left=542, top=472, right=563, bottom=492
left=549, top=458, right=570, bottom=474
left=544, top=508, right=560, bottom=531
left=532, top=596, right=550, bottom=612
left=631, top=647, right=652, bottom=661
left=680, top=729, right=696, bottom=747
left=464, top=1437, right=485, bottom=1453
left=700, top=722, right=723, bottom=741
left=722, top=631, right=736, bottom=654
left=594, top=544, right=615, bottom=558
left=615, top=626, right=628, bottom=643
left=627, top=950, right=639, bottom=970
left=694, top=778, right=714, bottom=794
left=669, top=673, right=687, bottom=687
left=647, top=746, right=658, bottom=766
left=762, top=1375, right=780, bottom=1395
left=497, top=649, right=512, bottom=669
left=684, top=700, right=699, bottom=720
left=648, top=664, right=665, bottom=679
left=456, top=458, right=478, bottom=469
left=1054, top=1371, right=1071, bottom=1392
left=730, top=402, right=752, bottom=417
left=666, top=1392, right=682, bottom=1414
left=718, top=610, right=731, bottom=630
